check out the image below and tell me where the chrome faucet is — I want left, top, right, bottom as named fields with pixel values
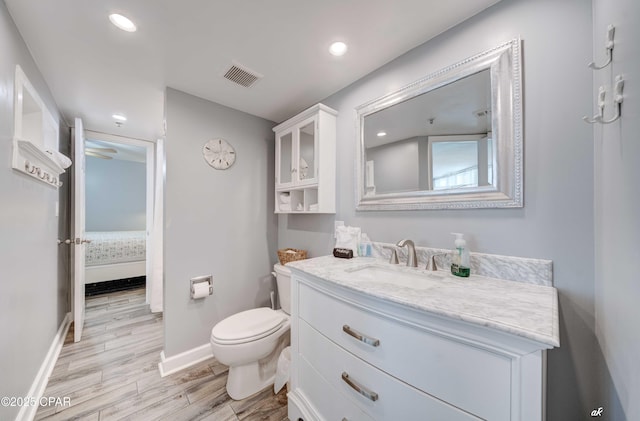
left=396, top=239, right=417, bottom=267
left=426, top=253, right=448, bottom=271
left=383, top=245, right=399, bottom=264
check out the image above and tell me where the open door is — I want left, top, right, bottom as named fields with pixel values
left=72, top=117, right=87, bottom=342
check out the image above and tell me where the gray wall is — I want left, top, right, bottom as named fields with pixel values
left=278, top=0, right=597, bottom=419
left=86, top=156, right=146, bottom=231
left=593, top=0, right=640, bottom=419
left=366, top=137, right=421, bottom=194
left=163, top=88, right=277, bottom=357
left=0, top=2, right=69, bottom=419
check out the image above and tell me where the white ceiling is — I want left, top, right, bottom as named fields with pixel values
left=85, top=139, right=146, bottom=163
left=6, top=0, right=501, bottom=142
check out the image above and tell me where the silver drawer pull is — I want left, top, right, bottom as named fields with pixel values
left=341, top=372, right=378, bottom=402
left=342, top=325, right=380, bottom=347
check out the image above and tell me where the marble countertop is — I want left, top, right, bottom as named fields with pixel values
left=287, top=255, right=559, bottom=347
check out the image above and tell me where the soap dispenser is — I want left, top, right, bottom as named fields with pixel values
left=451, top=233, right=471, bottom=277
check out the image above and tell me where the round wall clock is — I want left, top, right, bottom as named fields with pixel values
left=203, top=138, right=236, bottom=170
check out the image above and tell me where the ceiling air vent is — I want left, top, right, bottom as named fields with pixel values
left=222, top=63, right=263, bottom=88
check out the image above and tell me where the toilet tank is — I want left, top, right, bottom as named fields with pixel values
left=274, top=264, right=292, bottom=314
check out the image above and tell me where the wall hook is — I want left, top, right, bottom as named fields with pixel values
left=583, top=86, right=606, bottom=124
left=588, top=25, right=615, bottom=70
left=597, top=75, right=624, bottom=124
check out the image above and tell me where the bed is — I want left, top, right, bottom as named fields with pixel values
left=85, top=231, right=146, bottom=284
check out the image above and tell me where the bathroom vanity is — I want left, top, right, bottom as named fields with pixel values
left=286, top=256, right=559, bottom=421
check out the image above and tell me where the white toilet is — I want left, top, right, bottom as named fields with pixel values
left=210, top=263, right=292, bottom=400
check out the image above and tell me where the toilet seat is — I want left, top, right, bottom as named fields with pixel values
left=211, top=307, right=286, bottom=345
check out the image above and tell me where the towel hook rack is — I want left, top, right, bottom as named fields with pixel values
left=583, top=86, right=606, bottom=124
left=583, top=76, right=625, bottom=125
left=597, top=75, right=624, bottom=124
left=588, top=25, right=615, bottom=70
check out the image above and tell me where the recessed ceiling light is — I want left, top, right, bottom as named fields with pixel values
left=329, top=41, right=348, bottom=56
left=377, top=131, right=387, bottom=137
left=109, top=14, right=137, bottom=32
left=112, top=114, right=127, bottom=122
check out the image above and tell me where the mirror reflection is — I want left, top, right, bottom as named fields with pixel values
left=356, top=39, right=522, bottom=210
left=279, top=132, right=292, bottom=184
left=363, top=69, right=492, bottom=196
left=430, top=134, right=493, bottom=191
left=299, top=122, right=314, bottom=180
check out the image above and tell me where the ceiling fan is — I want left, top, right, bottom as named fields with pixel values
left=85, top=146, right=117, bottom=160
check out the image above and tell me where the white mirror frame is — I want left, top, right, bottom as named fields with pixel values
left=355, top=39, right=523, bottom=211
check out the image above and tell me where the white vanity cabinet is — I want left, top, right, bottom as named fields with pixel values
left=288, top=269, right=553, bottom=421
left=273, top=103, right=337, bottom=213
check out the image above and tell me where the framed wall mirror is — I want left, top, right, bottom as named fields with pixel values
left=355, top=39, right=522, bottom=210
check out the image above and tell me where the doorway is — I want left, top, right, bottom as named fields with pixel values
left=72, top=126, right=164, bottom=343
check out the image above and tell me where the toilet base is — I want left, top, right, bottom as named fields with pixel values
left=226, top=363, right=277, bottom=400
left=225, top=334, right=289, bottom=400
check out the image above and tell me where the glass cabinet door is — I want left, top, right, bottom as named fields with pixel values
left=297, top=119, right=316, bottom=184
left=278, top=131, right=293, bottom=186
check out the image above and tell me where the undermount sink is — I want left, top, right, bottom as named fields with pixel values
left=344, top=264, right=444, bottom=290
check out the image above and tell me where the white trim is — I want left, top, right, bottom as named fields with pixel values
left=80, top=130, right=164, bottom=312
left=16, top=312, right=72, bottom=421
left=83, top=129, right=154, bottom=148
left=288, top=391, right=318, bottom=421
left=157, top=343, right=213, bottom=377
left=149, top=138, right=164, bottom=313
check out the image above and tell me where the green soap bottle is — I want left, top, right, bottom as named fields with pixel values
left=450, top=233, right=471, bottom=277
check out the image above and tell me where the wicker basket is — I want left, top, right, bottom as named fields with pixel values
left=277, top=248, right=307, bottom=265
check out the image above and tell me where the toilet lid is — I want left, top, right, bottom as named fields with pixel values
left=211, top=307, right=285, bottom=344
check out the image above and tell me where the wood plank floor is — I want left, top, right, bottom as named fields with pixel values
left=35, top=288, right=288, bottom=421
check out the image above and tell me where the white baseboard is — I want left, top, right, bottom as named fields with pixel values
left=158, top=343, right=213, bottom=377
left=16, top=312, right=72, bottom=421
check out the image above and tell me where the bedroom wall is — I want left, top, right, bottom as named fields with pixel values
left=277, top=0, right=598, bottom=419
left=85, top=156, right=146, bottom=231
left=163, top=88, right=277, bottom=357
left=0, top=2, right=69, bottom=419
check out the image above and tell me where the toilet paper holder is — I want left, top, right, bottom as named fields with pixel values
left=190, top=275, right=213, bottom=298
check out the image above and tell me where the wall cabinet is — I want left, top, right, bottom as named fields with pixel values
left=273, top=104, right=337, bottom=213
left=288, top=271, right=550, bottom=421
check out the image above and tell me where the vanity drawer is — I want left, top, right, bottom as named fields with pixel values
left=298, top=354, right=375, bottom=421
left=299, top=283, right=512, bottom=421
left=299, top=319, right=481, bottom=421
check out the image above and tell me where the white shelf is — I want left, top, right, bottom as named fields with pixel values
left=12, top=138, right=66, bottom=188
left=11, top=65, right=67, bottom=189
left=275, top=186, right=324, bottom=213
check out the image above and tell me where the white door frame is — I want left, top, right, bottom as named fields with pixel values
left=83, top=130, right=162, bottom=307
left=71, top=118, right=87, bottom=343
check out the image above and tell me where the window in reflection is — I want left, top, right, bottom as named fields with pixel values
left=429, top=135, right=493, bottom=191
